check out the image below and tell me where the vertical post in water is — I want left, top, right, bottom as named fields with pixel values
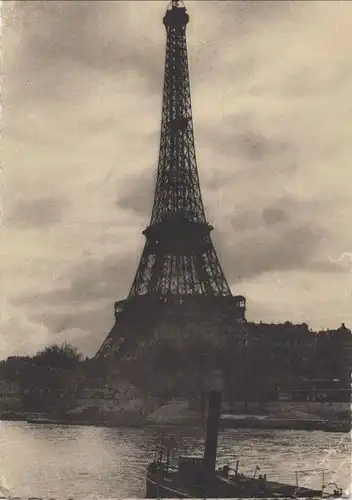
left=203, top=372, right=223, bottom=479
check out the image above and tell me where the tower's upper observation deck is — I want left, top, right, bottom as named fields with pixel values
left=163, top=0, right=189, bottom=28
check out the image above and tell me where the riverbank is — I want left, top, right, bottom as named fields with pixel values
left=2, top=414, right=350, bottom=433
left=1, top=400, right=350, bottom=432
left=143, top=399, right=351, bottom=432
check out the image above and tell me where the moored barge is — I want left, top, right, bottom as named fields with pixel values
left=146, top=390, right=343, bottom=498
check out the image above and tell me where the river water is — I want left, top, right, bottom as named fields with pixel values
left=0, top=421, right=350, bottom=499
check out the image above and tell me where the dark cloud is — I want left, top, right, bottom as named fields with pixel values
left=15, top=253, right=138, bottom=308
left=5, top=1, right=165, bottom=104
left=226, top=205, right=290, bottom=233
left=262, top=207, right=290, bottom=226
left=236, top=132, right=289, bottom=162
left=115, top=127, right=297, bottom=222
left=229, top=210, right=262, bottom=233
left=7, top=195, right=70, bottom=229
left=200, top=125, right=292, bottom=165
left=211, top=194, right=350, bottom=283
left=12, top=252, right=141, bottom=354
left=212, top=195, right=345, bottom=283
left=214, top=223, right=326, bottom=284
left=37, top=307, right=114, bottom=357
left=106, top=158, right=336, bottom=285
left=105, top=158, right=342, bottom=285
left=115, top=169, right=155, bottom=218
left=4, top=0, right=296, bottom=107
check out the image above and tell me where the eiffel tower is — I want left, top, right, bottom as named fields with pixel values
left=95, top=0, right=246, bottom=361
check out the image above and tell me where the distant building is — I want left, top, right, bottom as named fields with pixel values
left=225, top=321, right=351, bottom=403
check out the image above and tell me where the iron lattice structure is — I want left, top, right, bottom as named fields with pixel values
left=95, top=1, right=246, bottom=361
left=130, top=1, right=230, bottom=299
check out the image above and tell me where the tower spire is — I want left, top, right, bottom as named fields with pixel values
left=95, top=2, right=246, bottom=361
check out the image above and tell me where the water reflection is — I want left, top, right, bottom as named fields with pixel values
left=0, top=422, right=350, bottom=499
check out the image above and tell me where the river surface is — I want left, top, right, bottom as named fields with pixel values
left=0, top=421, right=350, bottom=499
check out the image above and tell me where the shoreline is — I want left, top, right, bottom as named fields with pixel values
left=1, top=412, right=350, bottom=433
left=1, top=399, right=350, bottom=433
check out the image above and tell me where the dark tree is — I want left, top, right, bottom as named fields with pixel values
left=33, top=342, right=82, bottom=370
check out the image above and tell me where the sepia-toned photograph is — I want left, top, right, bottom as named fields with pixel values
left=1, top=0, right=351, bottom=498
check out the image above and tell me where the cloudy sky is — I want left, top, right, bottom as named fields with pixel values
left=1, top=0, right=352, bottom=359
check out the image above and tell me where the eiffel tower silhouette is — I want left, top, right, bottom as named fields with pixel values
left=95, top=1, right=246, bottom=361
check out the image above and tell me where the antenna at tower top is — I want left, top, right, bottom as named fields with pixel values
left=171, top=0, right=185, bottom=8
left=164, top=0, right=189, bottom=27
left=165, top=0, right=187, bottom=13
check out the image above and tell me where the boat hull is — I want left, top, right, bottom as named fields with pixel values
left=146, top=476, right=191, bottom=498
left=146, top=472, right=323, bottom=498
